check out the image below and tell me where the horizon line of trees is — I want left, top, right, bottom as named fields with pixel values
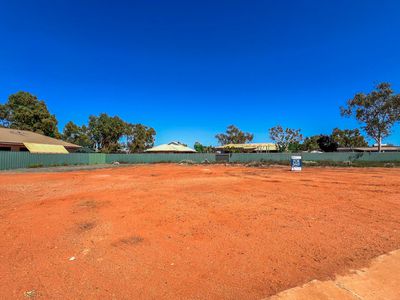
left=193, top=125, right=369, bottom=153
left=1, top=82, right=399, bottom=153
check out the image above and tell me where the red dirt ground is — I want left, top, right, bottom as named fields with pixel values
left=0, top=164, right=399, bottom=299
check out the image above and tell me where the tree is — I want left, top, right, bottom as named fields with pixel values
left=317, top=135, right=338, bottom=152
left=0, top=106, right=7, bottom=127
left=88, top=113, right=126, bottom=153
left=269, top=125, right=303, bottom=152
left=203, top=145, right=215, bottom=153
left=215, top=125, right=254, bottom=145
left=0, top=91, right=60, bottom=137
left=341, top=83, right=400, bottom=152
left=126, top=123, right=156, bottom=153
left=331, top=128, right=368, bottom=148
left=193, top=142, right=215, bottom=153
left=301, top=135, right=321, bottom=152
left=194, top=142, right=205, bottom=152
left=62, top=121, right=92, bottom=148
left=287, top=142, right=302, bottom=152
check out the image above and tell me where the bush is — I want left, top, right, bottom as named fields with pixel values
left=28, top=164, right=44, bottom=168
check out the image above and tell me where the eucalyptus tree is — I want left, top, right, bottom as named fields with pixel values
left=341, top=83, right=400, bottom=152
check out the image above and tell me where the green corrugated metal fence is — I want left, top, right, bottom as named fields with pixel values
left=89, top=153, right=106, bottom=165
left=106, top=153, right=216, bottom=164
left=0, top=152, right=106, bottom=170
left=303, top=152, right=400, bottom=161
left=229, top=153, right=293, bottom=162
left=230, top=152, right=400, bottom=162
left=0, top=152, right=215, bottom=170
left=0, top=151, right=399, bottom=171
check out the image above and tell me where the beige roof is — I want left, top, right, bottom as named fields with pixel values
left=216, top=143, right=277, bottom=151
left=0, top=127, right=80, bottom=148
left=145, top=142, right=196, bottom=153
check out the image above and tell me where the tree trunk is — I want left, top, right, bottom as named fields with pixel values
left=378, top=135, right=382, bottom=153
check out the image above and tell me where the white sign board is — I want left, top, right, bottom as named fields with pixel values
left=291, top=155, right=302, bottom=171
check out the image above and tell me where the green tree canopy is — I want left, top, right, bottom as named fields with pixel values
left=126, top=123, right=156, bottom=153
left=317, top=135, right=338, bottom=152
left=62, top=121, right=92, bottom=148
left=194, top=142, right=205, bottom=152
left=341, top=83, right=400, bottom=152
left=193, top=142, right=215, bottom=153
left=88, top=113, right=126, bottom=153
left=269, top=125, right=303, bottom=152
left=331, top=128, right=368, bottom=148
left=215, top=125, right=254, bottom=145
left=0, top=91, right=60, bottom=137
left=300, top=135, right=321, bottom=152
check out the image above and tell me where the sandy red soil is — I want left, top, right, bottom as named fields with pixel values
left=0, top=164, right=399, bottom=299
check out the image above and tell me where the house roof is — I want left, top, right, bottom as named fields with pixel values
left=0, top=127, right=80, bottom=148
left=145, top=141, right=196, bottom=153
left=216, top=143, right=277, bottom=151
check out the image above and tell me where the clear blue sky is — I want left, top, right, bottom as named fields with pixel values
left=1, top=0, right=400, bottom=146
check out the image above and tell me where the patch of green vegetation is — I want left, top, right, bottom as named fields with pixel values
left=28, top=163, right=44, bottom=168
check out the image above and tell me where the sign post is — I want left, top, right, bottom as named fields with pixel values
left=290, top=155, right=302, bottom=171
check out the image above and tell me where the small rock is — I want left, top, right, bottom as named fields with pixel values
left=81, top=248, right=90, bottom=256
left=24, top=290, right=36, bottom=298
left=69, top=256, right=76, bottom=261
left=112, top=161, right=120, bottom=165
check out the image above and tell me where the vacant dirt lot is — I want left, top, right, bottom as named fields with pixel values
left=0, top=164, right=399, bottom=299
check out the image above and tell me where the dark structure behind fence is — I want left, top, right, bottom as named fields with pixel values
left=0, top=151, right=399, bottom=170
